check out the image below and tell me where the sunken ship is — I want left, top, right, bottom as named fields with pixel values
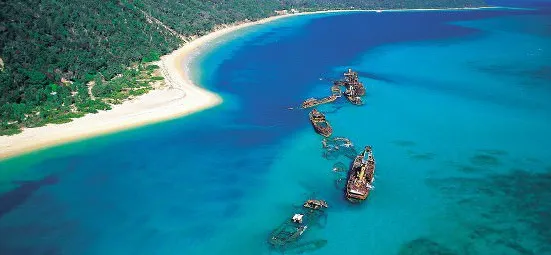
left=268, top=199, right=329, bottom=252
left=345, top=145, right=375, bottom=202
left=339, top=68, right=365, bottom=105
left=298, top=68, right=364, bottom=108
left=309, top=109, right=333, bottom=137
left=301, top=84, right=342, bottom=109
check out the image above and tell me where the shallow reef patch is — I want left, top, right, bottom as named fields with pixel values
left=331, top=162, right=347, bottom=173
left=476, top=149, right=508, bottom=156
left=424, top=168, right=551, bottom=254
left=397, top=238, right=457, bottom=255
left=524, top=157, right=543, bottom=164
left=455, top=164, right=484, bottom=173
left=391, top=140, right=416, bottom=147
left=407, top=151, right=436, bottom=161
left=469, top=153, right=501, bottom=167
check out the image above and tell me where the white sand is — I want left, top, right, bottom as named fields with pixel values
left=0, top=6, right=503, bottom=160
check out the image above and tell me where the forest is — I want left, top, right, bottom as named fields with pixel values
left=0, top=0, right=487, bottom=135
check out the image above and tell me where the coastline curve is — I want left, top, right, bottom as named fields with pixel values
left=0, top=6, right=510, bottom=161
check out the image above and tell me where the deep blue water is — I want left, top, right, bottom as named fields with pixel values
left=1, top=7, right=551, bottom=255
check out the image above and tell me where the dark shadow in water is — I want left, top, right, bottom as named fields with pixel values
left=355, top=70, right=398, bottom=84
left=0, top=176, right=57, bottom=219
left=212, top=189, right=245, bottom=202
left=525, top=157, right=543, bottom=164
left=387, top=69, right=551, bottom=113
left=0, top=247, right=62, bottom=255
left=322, top=137, right=358, bottom=161
left=332, top=162, right=347, bottom=173
left=455, top=164, right=485, bottom=173
left=474, top=63, right=551, bottom=83
left=469, top=153, right=501, bottom=167
left=0, top=204, right=81, bottom=255
left=398, top=238, right=457, bottom=255
left=392, top=140, right=416, bottom=147
left=476, top=149, right=509, bottom=156
left=331, top=162, right=348, bottom=192
left=222, top=203, right=240, bottom=218
left=470, top=62, right=551, bottom=105
left=407, top=151, right=436, bottom=161
left=530, top=66, right=551, bottom=81
left=322, top=103, right=347, bottom=114
left=184, top=224, right=216, bottom=243
left=422, top=168, right=551, bottom=254
left=0, top=156, right=76, bottom=220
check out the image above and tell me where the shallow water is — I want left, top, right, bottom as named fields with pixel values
left=1, top=7, right=551, bottom=255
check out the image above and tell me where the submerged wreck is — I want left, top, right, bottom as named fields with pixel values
left=299, top=68, right=364, bottom=108
left=301, top=84, right=342, bottom=109
left=322, top=136, right=358, bottom=160
left=268, top=199, right=329, bottom=253
left=309, top=109, right=333, bottom=137
left=344, top=86, right=363, bottom=105
left=342, top=68, right=365, bottom=105
left=345, top=146, right=376, bottom=202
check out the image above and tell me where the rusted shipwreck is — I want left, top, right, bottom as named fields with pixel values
left=309, top=109, right=333, bottom=137
left=336, top=68, right=366, bottom=105
left=268, top=199, right=329, bottom=253
left=345, top=145, right=375, bottom=202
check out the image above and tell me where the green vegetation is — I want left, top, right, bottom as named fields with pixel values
left=0, top=0, right=179, bottom=135
left=0, top=0, right=486, bottom=135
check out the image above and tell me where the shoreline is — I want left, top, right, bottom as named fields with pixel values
left=0, top=5, right=510, bottom=161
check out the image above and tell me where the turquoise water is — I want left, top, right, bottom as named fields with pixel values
left=1, top=8, right=551, bottom=255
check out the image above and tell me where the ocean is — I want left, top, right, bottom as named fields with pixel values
left=1, top=6, right=550, bottom=255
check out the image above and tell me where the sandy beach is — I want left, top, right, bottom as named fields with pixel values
left=0, top=6, right=504, bottom=160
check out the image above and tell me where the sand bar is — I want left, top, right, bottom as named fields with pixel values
left=0, top=6, right=508, bottom=161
